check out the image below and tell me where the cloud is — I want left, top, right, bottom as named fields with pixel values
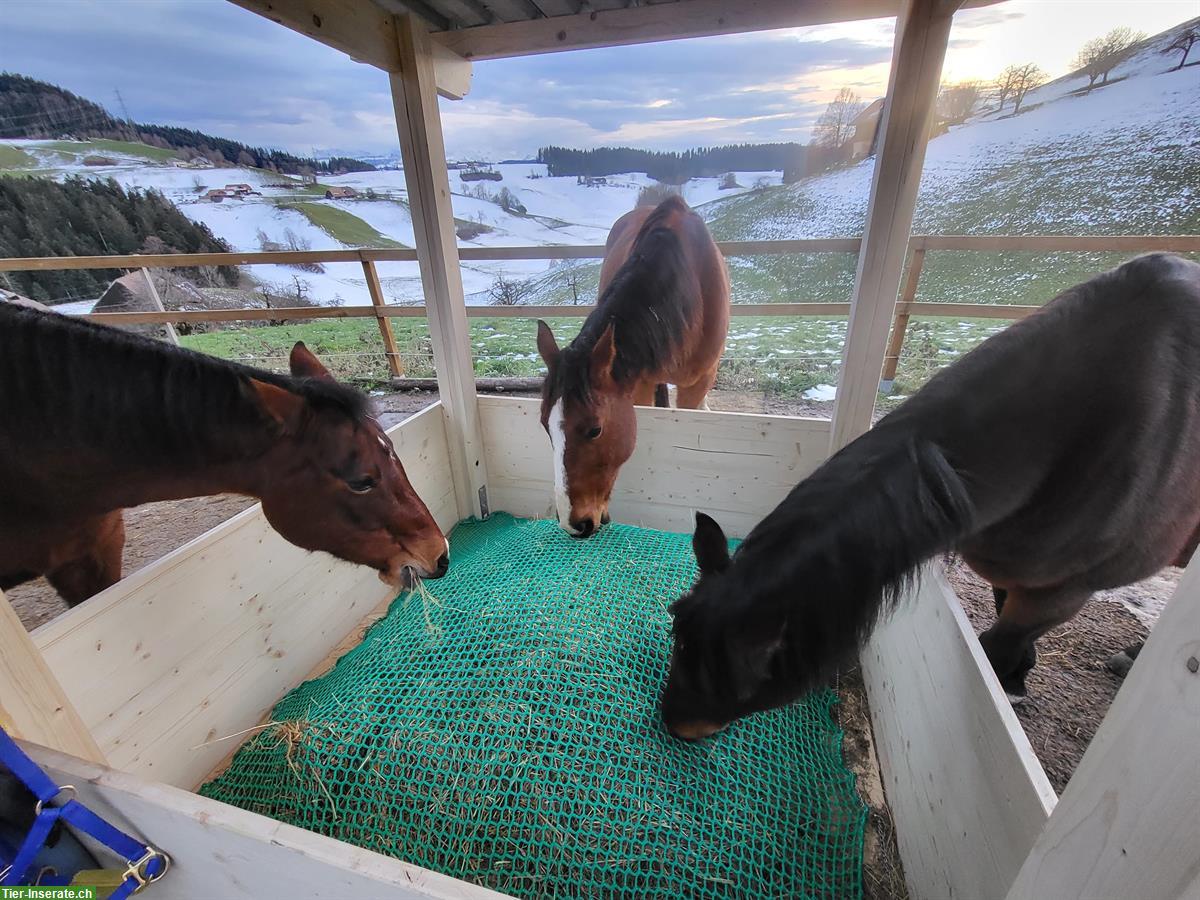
left=4, top=0, right=901, bottom=159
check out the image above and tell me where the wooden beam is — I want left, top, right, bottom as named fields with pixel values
left=433, top=0, right=899, bottom=59
left=138, top=268, right=180, bottom=346
left=0, top=590, right=106, bottom=764
left=862, top=568, right=1056, bottom=900
left=392, top=14, right=490, bottom=519
left=362, top=259, right=405, bottom=376
left=829, top=0, right=955, bottom=452
left=1004, top=552, right=1200, bottom=900
left=879, top=246, right=924, bottom=385
left=226, top=0, right=473, bottom=98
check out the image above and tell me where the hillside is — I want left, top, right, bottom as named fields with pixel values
left=0, top=74, right=372, bottom=175
left=2, top=16, right=1197, bottom=394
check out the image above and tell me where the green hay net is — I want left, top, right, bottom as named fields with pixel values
left=201, top=514, right=867, bottom=898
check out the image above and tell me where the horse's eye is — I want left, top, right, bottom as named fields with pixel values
left=585, top=425, right=602, bottom=440
left=346, top=475, right=377, bottom=494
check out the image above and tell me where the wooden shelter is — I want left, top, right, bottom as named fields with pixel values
left=3, top=2, right=1198, bottom=898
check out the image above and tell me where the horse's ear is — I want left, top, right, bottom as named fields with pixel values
left=590, top=322, right=617, bottom=385
left=247, top=379, right=306, bottom=433
left=290, top=341, right=332, bottom=380
left=692, top=512, right=730, bottom=574
left=536, top=320, right=560, bottom=367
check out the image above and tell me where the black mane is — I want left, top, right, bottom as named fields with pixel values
left=547, top=199, right=696, bottom=405
left=678, top=422, right=974, bottom=696
left=0, top=304, right=369, bottom=465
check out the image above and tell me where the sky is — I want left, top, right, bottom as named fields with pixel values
left=2, top=0, right=1195, bottom=161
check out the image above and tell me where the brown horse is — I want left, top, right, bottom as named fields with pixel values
left=662, top=253, right=1200, bottom=739
left=536, top=196, right=729, bottom=536
left=0, top=303, right=449, bottom=607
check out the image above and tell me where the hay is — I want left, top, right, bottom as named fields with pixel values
left=201, top=514, right=867, bottom=898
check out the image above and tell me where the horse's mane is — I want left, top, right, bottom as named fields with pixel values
left=685, top=422, right=975, bottom=693
left=0, top=304, right=369, bottom=465
left=549, top=198, right=695, bottom=405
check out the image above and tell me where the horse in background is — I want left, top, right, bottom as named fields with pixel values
left=0, top=305, right=449, bottom=607
left=662, top=253, right=1200, bottom=739
left=536, top=195, right=730, bottom=537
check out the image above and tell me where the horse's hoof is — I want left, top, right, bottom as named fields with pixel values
left=1005, top=691, right=1030, bottom=706
left=1106, top=651, right=1134, bottom=678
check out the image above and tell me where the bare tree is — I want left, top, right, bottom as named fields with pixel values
left=812, top=88, right=866, bottom=149
left=993, top=66, right=1020, bottom=111
left=1164, top=26, right=1199, bottom=71
left=1073, top=26, right=1146, bottom=89
left=1009, top=63, right=1048, bottom=113
left=488, top=273, right=530, bottom=306
left=938, top=81, right=982, bottom=125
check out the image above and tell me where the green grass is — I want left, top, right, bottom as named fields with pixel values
left=179, top=311, right=1010, bottom=397
left=0, top=144, right=35, bottom=168
left=41, top=139, right=180, bottom=163
left=279, top=201, right=406, bottom=248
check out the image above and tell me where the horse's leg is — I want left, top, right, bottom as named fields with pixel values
left=978, top=582, right=1091, bottom=700
left=675, top=367, right=719, bottom=411
left=993, top=586, right=1008, bottom=616
left=654, top=384, right=670, bottom=408
left=44, top=512, right=124, bottom=607
left=630, top=382, right=657, bottom=407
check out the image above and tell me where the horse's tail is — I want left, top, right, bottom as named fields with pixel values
left=654, top=383, right=670, bottom=407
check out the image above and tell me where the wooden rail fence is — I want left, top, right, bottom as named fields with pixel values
left=2, top=235, right=1196, bottom=381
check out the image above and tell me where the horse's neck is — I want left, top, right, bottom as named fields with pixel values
left=745, top=424, right=973, bottom=612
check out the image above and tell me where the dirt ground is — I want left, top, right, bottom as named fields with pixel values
left=944, top=556, right=1163, bottom=794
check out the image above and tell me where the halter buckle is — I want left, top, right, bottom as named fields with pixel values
left=123, top=847, right=170, bottom=893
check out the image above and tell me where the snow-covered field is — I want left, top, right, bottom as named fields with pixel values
left=4, top=16, right=1196, bottom=314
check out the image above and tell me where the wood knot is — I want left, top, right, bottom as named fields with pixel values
left=312, top=13, right=322, bottom=27
left=1187, top=655, right=1199, bottom=674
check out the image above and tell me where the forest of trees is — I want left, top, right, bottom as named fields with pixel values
left=0, top=176, right=236, bottom=302
left=536, top=143, right=805, bottom=183
left=0, top=74, right=374, bottom=175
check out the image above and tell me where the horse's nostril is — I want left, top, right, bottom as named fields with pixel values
left=434, top=553, right=450, bottom=577
left=571, top=517, right=595, bottom=538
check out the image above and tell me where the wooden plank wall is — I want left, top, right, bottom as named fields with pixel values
left=478, top=396, right=830, bottom=538
left=31, top=404, right=457, bottom=790
left=23, top=741, right=508, bottom=900
left=862, top=566, right=1057, bottom=900
left=1005, top=552, right=1200, bottom=900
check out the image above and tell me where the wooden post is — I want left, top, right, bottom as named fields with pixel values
left=0, top=590, right=106, bottom=764
left=139, top=267, right=179, bottom=346
left=1004, top=552, right=1200, bottom=900
left=879, top=245, right=926, bottom=389
left=829, top=0, right=957, bottom=451
left=390, top=14, right=488, bottom=520
left=362, top=259, right=404, bottom=377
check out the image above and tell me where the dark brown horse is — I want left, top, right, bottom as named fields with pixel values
left=662, top=253, right=1200, bottom=739
left=0, top=304, right=449, bottom=607
left=536, top=196, right=729, bottom=536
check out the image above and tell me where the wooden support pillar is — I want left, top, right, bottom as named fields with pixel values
left=139, top=268, right=179, bottom=346
left=829, top=0, right=956, bottom=451
left=879, top=245, right=926, bottom=389
left=390, top=14, right=488, bottom=519
left=362, top=259, right=404, bottom=377
left=1004, top=552, right=1200, bottom=900
left=0, top=590, right=106, bottom=764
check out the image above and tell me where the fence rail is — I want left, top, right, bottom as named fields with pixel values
left=4, top=234, right=1198, bottom=381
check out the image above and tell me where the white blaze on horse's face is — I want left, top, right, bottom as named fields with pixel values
left=548, top=398, right=576, bottom=533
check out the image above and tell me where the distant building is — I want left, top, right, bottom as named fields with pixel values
left=204, top=189, right=228, bottom=202
left=325, top=186, right=358, bottom=200
left=224, top=183, right=255, bottom=194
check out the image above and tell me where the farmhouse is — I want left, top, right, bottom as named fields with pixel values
left=325, top=185, right=358, bottom=199
left=202, top=188, right=228, bottom=202
left=223, top=182, right=255, bottom=195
